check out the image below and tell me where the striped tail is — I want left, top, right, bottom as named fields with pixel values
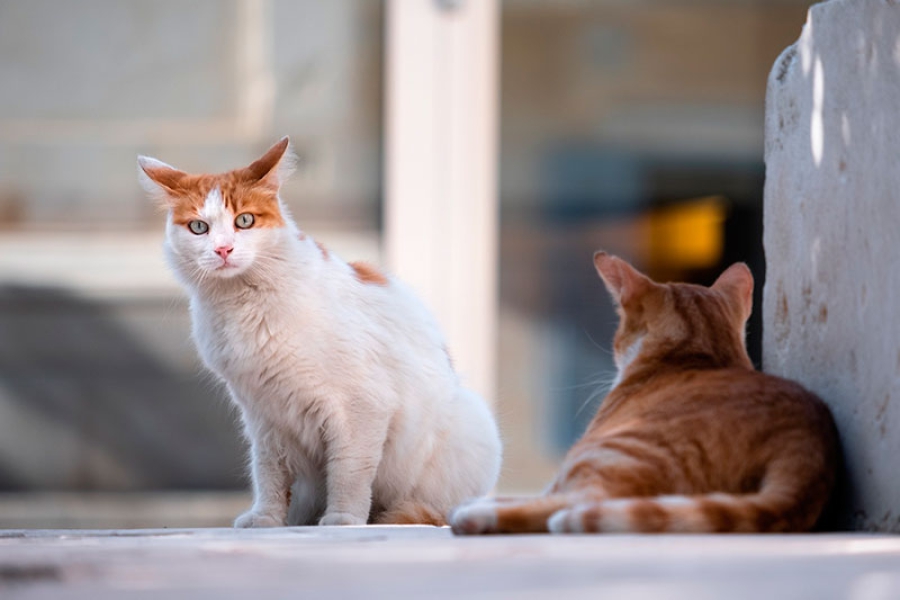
left=452, top=479, right=830, bottom=534
left=548, top=488, right=826, bottom=534
left=450, top=494, right=581, bottom=535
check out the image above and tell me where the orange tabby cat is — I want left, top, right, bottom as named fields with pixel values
left=451, top=252, right=839, bottom=534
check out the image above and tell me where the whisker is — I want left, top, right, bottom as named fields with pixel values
left=583, top=329, right=612, bottom=356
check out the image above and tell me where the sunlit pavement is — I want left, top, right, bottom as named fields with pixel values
left=2, top=527, right=899, bottom=599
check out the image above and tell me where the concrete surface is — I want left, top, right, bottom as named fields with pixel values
left=1, top=527, right=900, bottom=599
left=763, top=0, right=900, bottom=531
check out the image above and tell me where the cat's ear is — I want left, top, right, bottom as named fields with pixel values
left=712, top=262, right=754, bottom=322
left=241, top=137, right=296, bottom=190
left=593, top=251, right=652, bottom=306
left=137, top=156, right=188, bottom=208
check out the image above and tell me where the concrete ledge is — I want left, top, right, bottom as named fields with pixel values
left=2, top=527, right=899, bottom=598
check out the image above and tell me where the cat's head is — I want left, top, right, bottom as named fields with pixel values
left=138, top=138, right=296, bottom=283
left=593, top=252, right=754, bottom=379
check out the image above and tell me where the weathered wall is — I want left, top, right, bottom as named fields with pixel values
left=764, top=0, right=900, bottom=531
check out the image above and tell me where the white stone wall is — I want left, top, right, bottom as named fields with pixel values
left=764, top=0, right=900, bottom=531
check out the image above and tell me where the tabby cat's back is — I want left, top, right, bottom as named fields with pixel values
left=450, top=252, right=838, bottom=535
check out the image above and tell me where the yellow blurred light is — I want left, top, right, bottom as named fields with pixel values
left=646, top=196, right=726, bottom=270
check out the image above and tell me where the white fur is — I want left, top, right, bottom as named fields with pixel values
left=448, top=498, right=500, bottom=534
left=150, top=169, right=502, bottom=527
left=547, top=506, right=583, bottom=534
left=611, top=337, right=644, bottom=389
left=548, top=499, right=632, bottom=534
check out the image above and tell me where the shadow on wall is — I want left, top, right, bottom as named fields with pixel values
left=0, top=285, right=245, bottom=492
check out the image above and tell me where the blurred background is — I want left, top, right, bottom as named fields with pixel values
left=0, top=0, right=809, bottom=528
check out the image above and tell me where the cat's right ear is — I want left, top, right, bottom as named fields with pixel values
left=593, top=251, right=652, bottom=306
left=712, top=262, right=754, bottom=323
left=137, top=156, right=188, bottom=208
left=242, top=137, right=296, bottom=191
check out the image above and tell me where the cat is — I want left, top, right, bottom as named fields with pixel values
left=137, top=137, right=502, bottom=527
left=450, top=252, right=838, bottom=534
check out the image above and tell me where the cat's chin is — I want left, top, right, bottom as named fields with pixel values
left=205, top=263, right=248, bottom=280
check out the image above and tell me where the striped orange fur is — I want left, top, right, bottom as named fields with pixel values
left=451, top=252, right=839, bottom=535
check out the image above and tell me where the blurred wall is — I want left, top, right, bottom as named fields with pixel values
left=0, top=0, right=819, bottom=498
left=495, top=0, right=811, bottom=492
left=0, top=0, right=383, bottom=231
left=0, top=0, right=383, bottom=491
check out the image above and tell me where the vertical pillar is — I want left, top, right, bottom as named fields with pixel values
left=384, top=0, right=500, bottom=401
left=764, top=0, right=900, bottom=531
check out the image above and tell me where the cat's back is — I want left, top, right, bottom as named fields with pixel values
left=563, top=366, right=838, bottom=497
left=600, top=366, right=836, bottom=445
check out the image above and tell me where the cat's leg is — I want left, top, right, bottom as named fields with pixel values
left=318, top=415, right=388, bottom=526
left=234, top=428, right=293, bottom=528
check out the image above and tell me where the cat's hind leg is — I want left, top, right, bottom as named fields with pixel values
left=449, top=494, right=586, bottom=535
left=373, top=501, right=446, bottom=526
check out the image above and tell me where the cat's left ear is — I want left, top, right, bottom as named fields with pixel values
left=712, top=262, right=754, bottom=323
left=593, top=251, right=652, bottom=306
left=241, top=137, right=296, bottom=191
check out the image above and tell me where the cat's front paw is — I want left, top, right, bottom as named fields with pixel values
left=234, top=511, right=285, bottom=528
left=449, top=499, right=498, bottom=535
left=318, top=512, right=366, bottom=526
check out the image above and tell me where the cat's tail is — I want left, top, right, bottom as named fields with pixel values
left=548, top=459, right=833, bottom=534
left=451, top=465, right=832, bottom=534
left=450, top=494, right=582, bottom=534
left=547, top=492, right=803, bottom=534
left=375, top=501, right=447, bottom=527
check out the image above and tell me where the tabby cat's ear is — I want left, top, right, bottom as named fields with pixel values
left=241, top=137, right=296, bottom=191
left=712, top=262, right=754, bottom=323
left=137, top=156, right=189, bottom=208
left=593, top=251, right=652, bottom=306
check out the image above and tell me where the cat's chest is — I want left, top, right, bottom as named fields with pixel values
left=192, top=295, right=316, bottom=377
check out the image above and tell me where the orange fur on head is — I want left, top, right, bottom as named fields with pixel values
left=138, top=138, right=294, bottom=229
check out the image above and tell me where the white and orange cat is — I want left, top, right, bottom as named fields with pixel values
left=138, top=138, right=501, bottom=527
left=451, top=252, right=838, bottom=534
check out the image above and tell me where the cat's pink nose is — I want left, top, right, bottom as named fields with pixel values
left=215, top=245, right=233, bottom=260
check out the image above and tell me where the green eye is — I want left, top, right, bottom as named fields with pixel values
left=188, top=220, right=209, bottom=235
left=235, top=213, right=255, bottom=229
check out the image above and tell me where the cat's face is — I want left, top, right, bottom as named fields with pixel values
left=594, top=252, right=754, bottom=376
left=138, top=138, right=294, bottom=282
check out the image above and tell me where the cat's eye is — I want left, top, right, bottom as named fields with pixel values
left=235, top=213, right=255, bottom=229
left=188, top=220, right=209, bottom=235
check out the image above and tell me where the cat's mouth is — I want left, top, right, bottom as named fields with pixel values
left=214, top=258, right=239, bottom=271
